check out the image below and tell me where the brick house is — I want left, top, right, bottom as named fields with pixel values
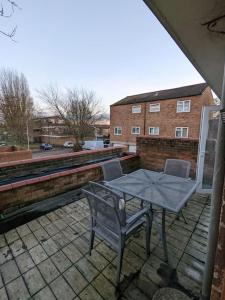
left=110, top=83, right=214, bottom=152
left=33, top=115, right=110, bottom=145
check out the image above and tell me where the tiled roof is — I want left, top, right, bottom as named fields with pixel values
left=111, top=83, right=208, bottom=106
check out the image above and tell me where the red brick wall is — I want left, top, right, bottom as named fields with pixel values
left=0, top=155, right=140, bottom=213
left=0, top=146, right=25, bottom=152
left=0, top=147, right=124, bottom=181
left=0, top=150, right=32, bottom=163
left=136, top=136, right=199, bottom=178
left=110, top=103, right=146, bottom=145
left=211, top=189, right=225, bottom=300
left=110, top=87, right=214, bottom=145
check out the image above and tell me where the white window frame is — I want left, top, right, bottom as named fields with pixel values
left=131, top=126, right=140, bottom=135
left=176, top=100, right=191, bottom=113
left=175, top=127, right=189, bottom=138
left=114, top=127, right=122, bottom=135
left=149, top=127, right=159, bottom=135
left=149, top=103, right=160, bottom=112
left=132, top=105, right=141, bottom=114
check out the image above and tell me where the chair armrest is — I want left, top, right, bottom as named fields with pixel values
left=126, top=207, right=150, bottom=227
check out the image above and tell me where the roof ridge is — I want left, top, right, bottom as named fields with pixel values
left=111, top=83, right=208, bottom=106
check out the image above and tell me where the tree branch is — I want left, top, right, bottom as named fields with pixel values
left=0, top=0, right=20, bottom=40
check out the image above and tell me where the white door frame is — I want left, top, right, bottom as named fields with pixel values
left=197, top=105, right=220, bottom=193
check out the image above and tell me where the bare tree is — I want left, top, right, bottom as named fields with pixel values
left=38, top=85, right=102, bottom=151
left=0, top=0, right=20, bottom=40
left=0, top=68, right=33, bottom=146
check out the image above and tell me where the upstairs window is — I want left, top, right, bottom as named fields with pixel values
left=114, top=127, right=122, bottom=135
left=132, top=105, right=141, bottom=113
left=177, top=100, right=191, bottom=112
left=149, top=127, right=159, bottom=135
left=149, top=103, right=160, bottom=112
left=131, top=127, right=140, bottom=134
left=175, top=127, right=188, bottom=138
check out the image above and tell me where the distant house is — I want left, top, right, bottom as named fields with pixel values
left=33, top=115, right=110, bottom=145
left=110, top=83, right=214, bottom=152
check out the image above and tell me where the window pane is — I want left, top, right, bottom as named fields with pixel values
left=184, top=101, right=190, bottom=111
left=177, top=102, right=183, bottom=112
left=115, top=127, right=121, bottom=135
left=132, top=106, right=141, bottom=113
left=132, top=127, right=140, bottom=134
left=182, top=128, right=188, bottom=137
left=149, top=127, right=159, bottom=135
left=150, top=104, right=160, bottom=112
left=176, top=128, right=182, bottom=137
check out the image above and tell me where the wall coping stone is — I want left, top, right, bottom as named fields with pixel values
left=137, top=136, right=199, bottom=142
left=0, top=154, right=136, bottom=192
left=0, top=146, right=124, bottom=168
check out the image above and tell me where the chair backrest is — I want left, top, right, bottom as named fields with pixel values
left=101, top=159, right=123, bottom=181
left=164, top=159, right=191, bottom=178
left=82, top=182, right=126, bottom=235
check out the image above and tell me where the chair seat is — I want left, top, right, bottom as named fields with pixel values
left=124, top=217, right=144, bottom=236
left=94, top=212, right=145, bottom=251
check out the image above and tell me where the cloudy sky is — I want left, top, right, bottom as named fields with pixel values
left=1, top=0, right=203, bottom=111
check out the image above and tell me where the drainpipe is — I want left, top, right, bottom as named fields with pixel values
left=143, top=102, right=147, bottom=136
left=201, top=63, right=225, bottom=299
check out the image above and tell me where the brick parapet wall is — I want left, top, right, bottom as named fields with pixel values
left=0, top=150, right=32, bottom=163
left=136, top=136, right=199, bottom=178
left=0, top=154, right=140, bottom=213
left=0, top=147, right=124, bottom=181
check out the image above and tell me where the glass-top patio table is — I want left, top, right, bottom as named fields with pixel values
left=106, top=169, right=199, bottom=262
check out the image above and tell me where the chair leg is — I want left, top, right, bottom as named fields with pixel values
left=145, top=212, right=152, bottom=257
left=180, top=210, right=188, bottom=224
left=176, top=210, right=188, bottom=224
left=116, top=238, right=125, bottom=285
left=161, top=209, right=168, bottom=263
left=89, top=230, right=95, bottom=256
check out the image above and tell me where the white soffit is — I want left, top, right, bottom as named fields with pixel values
left=143, top=0, right=225, bottom=98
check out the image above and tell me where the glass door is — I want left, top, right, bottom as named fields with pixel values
left=197, top=106, right=220, bottom=192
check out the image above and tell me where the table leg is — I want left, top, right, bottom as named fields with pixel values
left=162, top=208, right=168, bottom=262
left=149, top=204, right=153, bottom=246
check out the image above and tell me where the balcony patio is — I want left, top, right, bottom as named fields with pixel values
left=0, top=189, right=210, bottom=300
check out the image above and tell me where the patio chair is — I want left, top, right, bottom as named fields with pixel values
left=101, top=159, right=124, bottom=182
left=164, top=159, right=191, bottom=223
left=101, top=159, right=135, bottom=203
left=164, top=159, right=191, bottom=179
left=82, top=181, right=151, bottom=285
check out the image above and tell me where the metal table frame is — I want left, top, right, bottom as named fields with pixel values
left=106, top=169, right=199, bottom=262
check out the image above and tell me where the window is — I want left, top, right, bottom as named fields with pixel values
left=175, top=127, right=189, bottom=138
left=149, top=103, right=160, bottom=112
left=132, top=105, right=141, bottom=113
left=149, top=127, right=159, bottom=135
left=177, top=100, right=191, bottom=112
left=131, top=127, right=140, bottom=134
left=114, top=127, right=122, bottom=135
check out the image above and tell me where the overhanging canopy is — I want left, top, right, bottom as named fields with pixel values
left=143, top=0, right=225, bottom=98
